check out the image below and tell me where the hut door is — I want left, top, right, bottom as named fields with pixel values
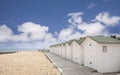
left=88, top=45, right=97, bottom=70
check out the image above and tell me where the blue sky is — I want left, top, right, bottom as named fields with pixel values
left=0, top=0, right=120, bottom=49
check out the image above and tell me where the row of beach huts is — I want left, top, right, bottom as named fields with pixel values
left=49, top=36, right=120, bottom=73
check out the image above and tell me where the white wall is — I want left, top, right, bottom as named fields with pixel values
left=51, top=47, right=53, bottom=53
left=52, top=47, right=54, bottom=53
left=49, top=47, right=52, bottom=52
left=98, top=44, right=120, bottom=73
left=53, top=46, right=56, bottom=54
left=61, top=44, right=66, bottom=57
left=81, top=38, right=99, bottom=70
left=59, top=45, right=62, bottom=57
left=56, top=46, right=59, bottom=55
left=65, top=43, right=72, bottom=60
left=58, top=46, right=60, bottom=56
left=54, top=46, right=56, bottom=54
left=58, top=45, right=62, bottom=56
left=71, top=41, right=83, bottom=64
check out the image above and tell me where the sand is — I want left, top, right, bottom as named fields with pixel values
left=0, top=52, right=61, bottom=75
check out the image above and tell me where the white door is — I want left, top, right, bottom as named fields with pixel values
left=73, top=44, right=81, bottom=64
left=87, top=44, right=97, bottom=70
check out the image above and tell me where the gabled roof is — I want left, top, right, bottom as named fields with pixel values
left=88, top=36, right=120, bottom=44
left=66, top=40, right=73, bottom=45
left=49, top=45, right=52, bottom=47
left=49, top=45, right=54, bottom=47
left=64, top=38, right=85, bottom=45
left=74, top=38, right=85, bottom=45
left=52, top=45, right=56, bottom=47
left=61, top=43, right=65, bottom=46
left=56, top=44, right=58, bottom=46
left=49, top=44, right=58, bottom=47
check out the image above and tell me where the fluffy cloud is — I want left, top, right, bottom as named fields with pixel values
left=95, top=12, right=120, bottom=26
left=58, top=12, right=107, bottom=41
left=18, top=22, right=49, bottom=40
left=87, top=2, right=95, bottom=9
left=66, top=12, right=120, bottom=37
left=58, top=28, right=82, bottom=42
left=0, top=25, right=13, bottom=42
left=14, top=22, right=56, bottom=43
left=44, top=33, right=57, bottom=42
left=58, top=28, right=73, bottom=39
left=67, top=12, right=106, bottom=36
left=12, top=33, right=30, bottom=42
left=67, top=12, right=84, bottom=27
left=58, top=28, right=73, bottom=41
left=77, top=22, right=105, bottom=35
left=0, top=22, right=57, bottom=49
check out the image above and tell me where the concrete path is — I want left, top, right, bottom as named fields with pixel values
left=45, top=52, right=118, bottom=75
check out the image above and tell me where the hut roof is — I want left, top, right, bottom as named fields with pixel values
left=88, top=36, right=120, bottom=44
left=67, top=40, right=73, bottom=45
left=74, top=38, right=85, bottom=45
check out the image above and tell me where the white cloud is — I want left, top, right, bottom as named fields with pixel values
left=66, top=12, right=120, bottom=36
left=67, top=12, right=84, bottom=27
left=58, top=28, right=73, bottom=41
left=68, top=32, right=82, bottom=39
left=18, top=22, right=57, bottom=43
left=12, top=33, right=30, bottom=42
left=0, top=25, right=13, bottom=42
left=58, top=28, right=82, bottom=41
left=77, top=22, right=105, bottom=35
left=67, top=12, right=107, bottom=36
left=95, top=12, right=120, bottom=26
left=44, top=33, right=57, bottom=42
left=0, top=22, right=57, bottom=49
left=87, top=2, right=95, bottom=9
left=18, top=22, right=49, bottom=40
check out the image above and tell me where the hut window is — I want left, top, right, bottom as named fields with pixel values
left=103, top=46, right=107, bottom=52
left=75, top=57, right=77, bottom=59
left=90, top=62, right=92, bottom=64
left=89, top=44, right=92, bottom=46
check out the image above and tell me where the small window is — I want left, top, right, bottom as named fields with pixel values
left=89, top=44, right=92, bottom=46
left=75, top=57, right=77, bottom=59
left=103, top=46, right=107, bottom=52
left=90, top=62, right=92, bottom=64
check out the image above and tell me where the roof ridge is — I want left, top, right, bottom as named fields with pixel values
left=88, top=36, right=120, bottom=44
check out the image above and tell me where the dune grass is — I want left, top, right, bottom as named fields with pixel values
left=0, top=52, right=61, bottom=75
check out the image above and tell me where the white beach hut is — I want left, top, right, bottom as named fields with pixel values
left=55, top=44, right=58, bottom=55
left=57, top=44, right=61, bottom=56
left=65, top=40, right=72, bottom=60
left=81, top=36, right=120, bottom=73
left=70, top=38, right=84, bottom=64
left=51, top=45, right=54, bottom=54
left=59, top=44, right=62, bottom=57
left=56, top=44, right=60, bottom=55
left=49, top=45, right=54, bottom=53
left=49, top=46, right=52, bottom=52
left=54, top=45, right=56, bottom=54
left=61, top=43, right=66, bottom=58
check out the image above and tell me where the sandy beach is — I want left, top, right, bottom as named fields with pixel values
left=0, top=52, right=61, bottom=75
